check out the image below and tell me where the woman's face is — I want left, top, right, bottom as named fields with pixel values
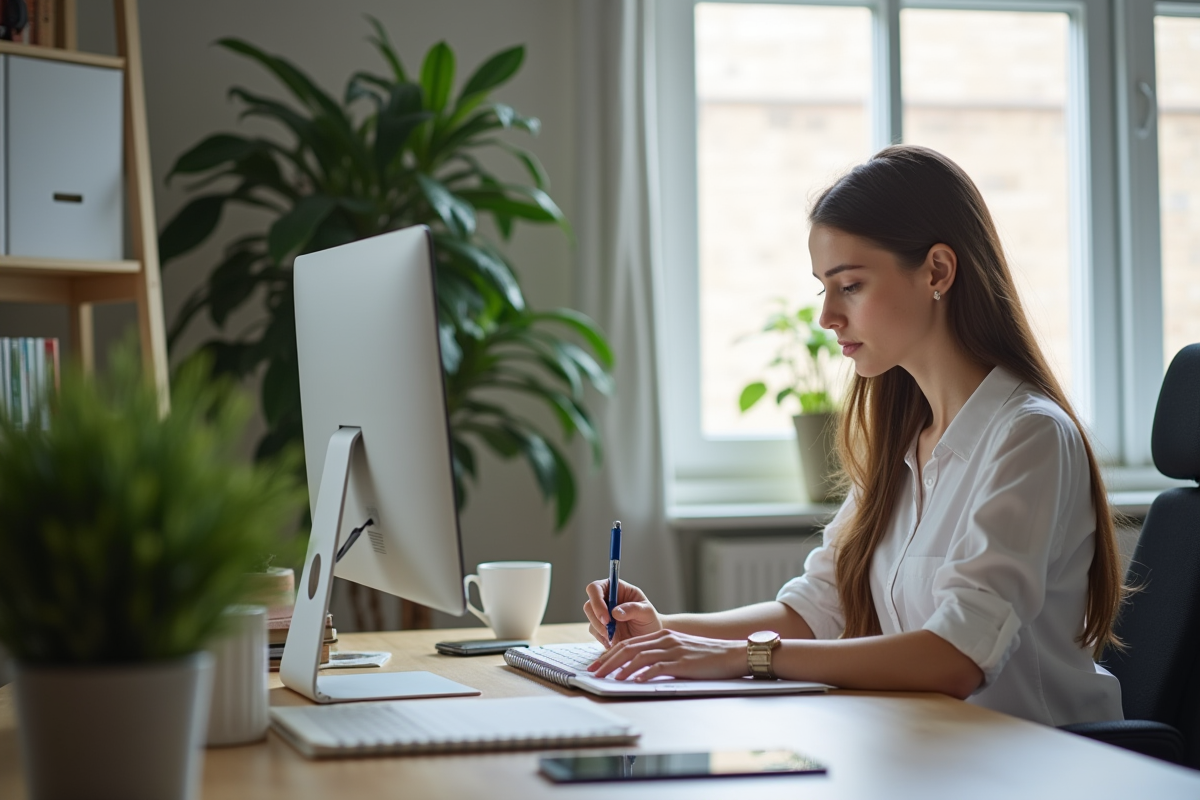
left=809, top=224, right=937, bottom=378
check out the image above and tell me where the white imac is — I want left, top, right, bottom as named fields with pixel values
left=281, top=225, right=477, bottom=703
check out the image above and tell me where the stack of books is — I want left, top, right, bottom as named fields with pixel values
left=1, top=338, right=59, bottom=430
left=268, top=612, right=338, bottom=671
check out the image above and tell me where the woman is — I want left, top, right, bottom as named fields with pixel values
left=583, top=145, right=1125, bottom=726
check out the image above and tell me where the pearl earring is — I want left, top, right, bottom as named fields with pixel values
left=933, top=290, right=942, bottom=301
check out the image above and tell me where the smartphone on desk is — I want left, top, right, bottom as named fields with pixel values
left=539, top=750, right=827, bottom=783
left=435, top=639, right=530, bottom=656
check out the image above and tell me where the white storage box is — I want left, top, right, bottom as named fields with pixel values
left=4, top=54, right=124, bottom=260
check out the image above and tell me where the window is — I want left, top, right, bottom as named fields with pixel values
left=901, top=9, right=1075, bottom=389
left=695, top=4, right=873, bottom=437
left=656, top=0, right=1189, bottom=512
left=1155, top=11, right=1200, bottom=366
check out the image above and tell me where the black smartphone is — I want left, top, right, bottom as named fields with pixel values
left=434, top=639, right=530, bottom=656
left=539, top=750, right=827, bottom=783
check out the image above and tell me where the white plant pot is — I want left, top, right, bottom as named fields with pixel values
left=793, top=412, right=840, bottom=503
left=15, top=652, right=213, bottom=800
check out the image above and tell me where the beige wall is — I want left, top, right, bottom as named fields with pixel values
left=38, top=0, right=587, bottom=628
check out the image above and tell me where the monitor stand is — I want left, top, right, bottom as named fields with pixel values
left=279, top=426, right=481, bottom=703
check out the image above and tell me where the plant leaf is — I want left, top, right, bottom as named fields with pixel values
left=435, top=235, right=524, bottom=310
left=420, top=41, right=456, bottom=114
left=344, top=70, right=390, bottom=107
left=532, top=309, right=614, bottom=369
left=169, top=134, right=261, bottom=179
left=375, top=85, right=431, bottom=173
left=261, top=357, right=299, bottom=426
left=556, top=341, right=614, bottom=395
left=739, top=382, right=768, bottom=412
left=489, top=103, right=541, bottom=135
left=547, top=441, right=576, bottom=530
left=416, top=174, right=476, bottom=238
left=461, top=422, right=523, bottom=459
left=439, top=322, right=463, bottom=375
left=208, top=249, right=263, bottom=327
left=159, top=195, right=227, bottom=265
left=267, top=195, right=337, bottom=263
left=365, top=15, right=407, bottom=83
left=458, top=46, right=524, bottom=102
left=488, top=140, right=548, bottom=189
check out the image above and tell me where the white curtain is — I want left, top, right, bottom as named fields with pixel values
left=574, top=0, right=684, bottom=613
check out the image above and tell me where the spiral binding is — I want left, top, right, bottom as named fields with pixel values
left=503, top=648, right=575, bottom=687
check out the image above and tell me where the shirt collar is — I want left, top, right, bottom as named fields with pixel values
left=938, top=366, right=1024, bottom=461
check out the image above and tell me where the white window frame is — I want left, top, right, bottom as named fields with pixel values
left=656, top=0, right=1184, bottom=516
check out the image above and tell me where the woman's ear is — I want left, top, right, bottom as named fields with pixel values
left=927, top=243, right=957, bottom=296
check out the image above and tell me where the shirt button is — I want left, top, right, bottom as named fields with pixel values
left=924, top=477, right=934, bottom=488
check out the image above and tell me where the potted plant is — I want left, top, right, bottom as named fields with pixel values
left=158, top=19, right=613, bottom=534
left=738, top=302, right=844, bottom=503
left=0, top=344, right=304, bottom=800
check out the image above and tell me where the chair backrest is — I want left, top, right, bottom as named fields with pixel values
left=1102, top=343, right=1200, bottom=767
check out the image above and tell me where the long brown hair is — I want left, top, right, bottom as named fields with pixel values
left=810, top=145, right=1124, bottom=658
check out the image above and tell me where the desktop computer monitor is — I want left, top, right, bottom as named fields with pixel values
left=280, top=225, right=478, bottom=703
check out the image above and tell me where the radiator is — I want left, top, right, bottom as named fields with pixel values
left=698, top=535, right=822, bottom=612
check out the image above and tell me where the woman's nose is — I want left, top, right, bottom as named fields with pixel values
left=818, top=299, right=838, bottom=331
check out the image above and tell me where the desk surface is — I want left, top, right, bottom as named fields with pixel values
left=3, top=623, right=1199, bottom=798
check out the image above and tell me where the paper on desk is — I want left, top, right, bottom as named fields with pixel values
left=319, top=651, right=391, bottom=669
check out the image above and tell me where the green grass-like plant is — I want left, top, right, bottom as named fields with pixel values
left=0, top=344, right=306, bottom=664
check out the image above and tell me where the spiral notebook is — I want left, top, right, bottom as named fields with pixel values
left=504, top=643, right=831, bottom=698
left=270, top=696, right=639, bottom=759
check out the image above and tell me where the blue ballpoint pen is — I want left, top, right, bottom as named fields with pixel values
left=607, top=521, right=622, bottom=641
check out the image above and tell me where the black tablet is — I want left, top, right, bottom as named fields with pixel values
left=539, top=750, right=827, bottom=783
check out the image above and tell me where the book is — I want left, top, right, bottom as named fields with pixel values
left=269, top=696, right=639, bottom=759
left=269, top=626, right=336, bottom=646
left=0, top=339, right=8, bottom=420
left=0, top=338, right=58, bottom=429
left=32, top=0, right=52, bottom=47
left=269, top=642, right=330, bottom=671
left=11, top=339, right=24, bottom=427
left=266, top=613, right=332, bottom=631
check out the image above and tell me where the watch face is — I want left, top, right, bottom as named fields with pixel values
left=749, top=630, right=778, bottom=645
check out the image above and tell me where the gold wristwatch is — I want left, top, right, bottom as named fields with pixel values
left=747, top=630, right=781, bottom=679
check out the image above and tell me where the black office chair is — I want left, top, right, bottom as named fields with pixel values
left=1061, top=343, right=1200, bottom=767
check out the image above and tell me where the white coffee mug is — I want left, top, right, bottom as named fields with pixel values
left=205, top=605, right=268, bottom=746
left=463, top=561, right=551, bottom=640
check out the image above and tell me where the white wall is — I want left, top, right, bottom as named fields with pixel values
left=65, top=0, right=590, bottom=627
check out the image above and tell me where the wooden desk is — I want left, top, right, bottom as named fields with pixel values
left=3, top=623, right=1199, bottom=798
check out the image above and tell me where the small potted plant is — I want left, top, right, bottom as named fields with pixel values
left=738, top=302, right=844, bottom=503
left=0, top=344, right=304, bottom=800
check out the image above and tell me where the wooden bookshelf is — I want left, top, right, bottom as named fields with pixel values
left=0, top=0, right=168, bottom=410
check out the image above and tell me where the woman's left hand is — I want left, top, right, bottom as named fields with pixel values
left=587, top=629, right=749, bottom=682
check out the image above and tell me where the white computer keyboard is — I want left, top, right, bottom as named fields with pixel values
left=518, top=642, right=605, bottom=673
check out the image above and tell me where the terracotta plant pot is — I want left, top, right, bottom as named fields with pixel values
left=15, top=652, right=213, bottom=800
left=793, top=412, right=840, bottom=503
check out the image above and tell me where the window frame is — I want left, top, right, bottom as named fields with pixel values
left=655, top=0, right=1185, bottom=515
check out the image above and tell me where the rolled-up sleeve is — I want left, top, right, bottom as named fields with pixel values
left=922, top=410, right=1088, bottom=689
left=776, top=492, right=857, bottom=639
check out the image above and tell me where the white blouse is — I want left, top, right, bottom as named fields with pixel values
left=777, top=366, right=1123, bottom=726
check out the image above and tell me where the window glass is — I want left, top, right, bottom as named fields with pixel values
left=1155, top=14, right=1200, bottom=366
left=901, top=9, right=1074, bottom=390
left=695, top=3, right=872, bottom=437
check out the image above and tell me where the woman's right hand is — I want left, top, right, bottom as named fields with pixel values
left=583, top=579, right=663, bottom=648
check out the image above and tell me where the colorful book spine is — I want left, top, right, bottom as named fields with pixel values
left=0, top=338, right=61, bottom=429
left=0, top=339, right=8, bottom=420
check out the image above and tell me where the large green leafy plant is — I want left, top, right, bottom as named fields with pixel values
left=160, top=21, right=612, bottom=528
left=0, top=345, right=305, bottom=664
